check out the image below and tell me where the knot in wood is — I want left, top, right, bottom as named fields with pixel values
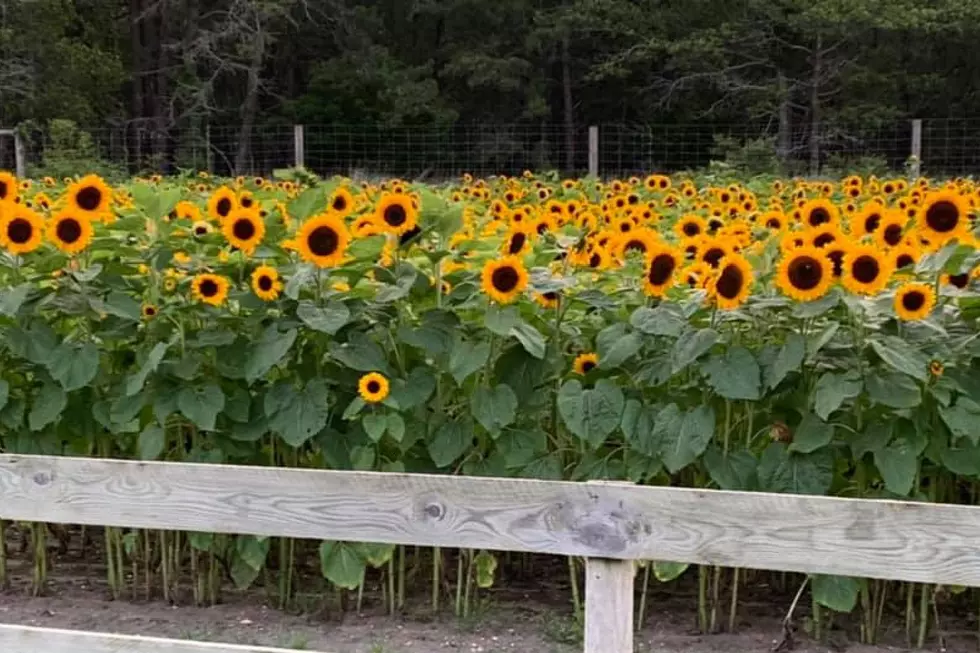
left=32, top=471, right=53, bottom=486
left=421, top=499, right=446, bottom=521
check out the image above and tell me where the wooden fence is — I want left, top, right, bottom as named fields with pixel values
left=1, top=453, right=980, bottom=652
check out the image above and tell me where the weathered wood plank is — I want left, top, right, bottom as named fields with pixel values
left=2, top=454, right=980, bottom=585
left=0, top=625, right=333, bottom=653
left=584, top=558, right=634, bottom=653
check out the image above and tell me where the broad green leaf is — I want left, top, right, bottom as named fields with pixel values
left=599, top=332, right=643, bottom=369
left=866, top=372, right=921, bottom=409
left=671, top=328, right=718, bottom=374
left=558, top=379, right=624, bottom=448
left=7, top=324, right=57, bottom=365
left=630, top=305, right=685, bottom=337
left=177, top=383, right=225, bottom=431
left=231, top=418, right=268, bottom=442
left=767, top=333, right=805, bottom=390
left=29, top=382, right=67, bottom=431
left=110, top=391, right=145, bottom=425
left=138, top=424, right=166, bottom=460
left=497, top=429, right=548, bottom=469
left=472, top=384, right=518, bottom=435
left=812, top=372, right=862, bottom=420
left=788, top=413, right=834, bottom=454
left=485, top=304, right=520, bottom=336
left=356, top=542, right=396, bottom=568
left=812, top=575, right=860, bottom=613
left=386, top=413, right=405, bottom=442
left=0, top=283, right=31, bottom=317
left=223, top=386, right=251, bottom=423
left=102, top=290, right=142, bottom=321
left=0, top=380, right=8, bottom=412
left=495, top=345, right=548, bottom=402
left=362, top=412, right=387, bottom=442
left=510, top=322, right=546, bottom=359
left=939, top=400, right=980, bottom=445
left=869, top=337, right=929, bottom=382
left=474, top=550, right=498, bottom=588
left=448, top=337, right=490, bottom=384
left=792, top=290, right=839, bottom=318
left=621, top=400, right=660, bottom=458
left=386, top=367, right=436, bottom=409
left=875, top=440, right=919, bottom=496
left=661, top=405, right=714, bottom=474
left=941, top=441, right=980, bottom=476
left=653, top=561, right=690, bottom=582
left=806, top=323, right=840, bottom=360
left=126, top=341, right=169, bottom=396
left=704, top=449, right=757, bottom=491
left=701, top=346, right=761, bottom=400
left=319, top=541, right=366, bottom=590
left=428, top=416, right=474, bottom=468
left=331, top=333, right=391, bottom=375
left=284, top=263, right=315, bottom=300
left=268, top=380, right=330, bottom=447
left=244, top=327, right=297, bottom=382
left=296, top=300, right=350, bottom=335
left=47, top=342, right=100, bottom=392
left=757, top=443, right=833, bottom=495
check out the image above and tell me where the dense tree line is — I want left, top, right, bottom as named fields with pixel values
left=2, top=0, right=980, bottom=172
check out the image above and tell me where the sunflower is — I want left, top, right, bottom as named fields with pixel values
left=191, top=273, right=231, bottom=306
left=358, top=372, right=390, bottom=403
left=842, top=244, right=893, bottom=296
left=573, top=352, right=599, bottom=375
left=891, top=244, right=919, bottom=271
left=481, top=256, right=529, bottom=304
left=942, top=272, right=970, bottom=289
left=776, top=247, right=833, bottom=302
left=221, top=208, right=265, bottom=254
left=642, top=245, right=680, bottom=297
left=175, top=201, right=202, bottom=222
left=0, top=171, right=17, bottom=203
left=192, top=220, right=212, bottom=238
left=917, top=190, right=970, bottom=244
left=761, top=211, right=785, bottom=231
left=0, top=204, right=44, bottom=255
left=708, top=254, right=753, bottom=309
left=65, top=174, right=111, bottom=217
left=615, top=228, right=659, bottom=261
left=208, top=186, right=238, bottom=221
left=534, top=291, right=559, bottom=309
left=874, top=212, right=907, bottom=249
left=47, top=210, right=94, bottom=254
left=696, top=236, right=732, bottom=269
left=296, top=212, right=350, bottom=268
left=681, top=261, right=713, bottom=288
left=675, top=214, right=707, bottom=239
left=329, top=187, right=355, bottom=216
left=374, top=193, right=418, bottom=236
left=141, top=303, right=158, bottom=320
left=502, top=226, right=532, bottom=256
left=250, top=265, right=282, bottom=301
left=930, top=360, right=944, bottom=378
left=894, top=282, right=936, bottom=321
left=801, top=199, right=840, bottom=229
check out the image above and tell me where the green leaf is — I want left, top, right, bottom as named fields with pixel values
left=869, top=337, right=929, bottom=381
left=319, top=541, right=366, bottom=590
left=428, top=416, right=474, bottom=468
left=704, top=449, right=757, bottom=491
left=472, top=384, right=518, bottom=435
left=875, top=441, right=919, bottom=496
left=47, top=342, right=100, bottom=392
left=510, top=322, right=546, bottom=360
left=177, top=383, right=225, bottom=431
left=356, top=542, right=396, bottom=569
left=599, top=332, right=643, bottom=369
left=653, top=561, right=690, bottom=582
left=812, top=575, right=860, bottom=613
left=284, top=263, right=315, bottom=300
left=137, top=424, right=166, bottom=460
left=939, top=400, right=980, bottom=445
left=362, top=413, right=387, bottom=442
left=245, top=327, right=297, bottom=382
left=630, top=305, right=685, bottom=337
left=297, top=300, right=350, bottom=335
left=621, top=400, right=660, bottom=458
left=449, top=337, right=490, bottom=384
left=866, top=372, right=921, bottom=409
left=0, top=380, right=8, bottom=412
left=110, top=391, right=145, bottom=425
left=7, top=324, right=57, bottom=365
left=812, top=372, right=863, bottom=420
left=671, top=328, right=718, bottom=374
left=29, top=382, right=67, bottom=431
left=661, top=405, right=714, bottom=474
left=701, top=346, right=761, bottom=400
left=331, top=333, right=392, bottom=375
left=767, top=333, right=805, bottom=390
left=102, top=290, right=142, bottom=321
left=792, top=291, right=839, bottom=318
left=268, top=380, right=330, bottom=447
left=126, top=342, right=170, bottom=396
left=485, top=304, right=521, bottom=336
left=557, top=379, right=625, bottom=448
left=386, top=367, right=436, bottom=409
left=473, top=550, right=498, bottom=589
left=495, top=345, right=548, bottom=402
left=231, top=418, right=268, bottom=442
left=0, top=283, right=31, bottom=317
left=386, top=413, right=405, bottom=442
left=789, top=413, right=834, bottom=454
left=806, top=323, right=840, bottom=360
left=757, top=443, right=833, bottom=495
left=942, top=441, right=980, bottom=477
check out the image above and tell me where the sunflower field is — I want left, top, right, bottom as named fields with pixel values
left=1, top=167, right=979, bottom=646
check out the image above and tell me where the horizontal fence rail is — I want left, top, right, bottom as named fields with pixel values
left=2, top=454, right=980, bottom=586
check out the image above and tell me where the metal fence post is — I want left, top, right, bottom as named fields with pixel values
left=588, top=125, right=599, bottom=178
left=13, top=131, right=25, bottom=178
left=910, top=119, right=922, bottom=179
left=294, top=124, right=305, bottom=169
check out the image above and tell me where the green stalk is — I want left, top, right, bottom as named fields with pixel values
left=728, top=568, right=740, bottom=632
left=455, top=551, right=464, bottom=617
left=698, top=565, right=709, bottom=633
left=813, top=597, right=823, bottom=642
left=637, top=563, right=651, bottom=631
left=432, top=547, right=441, bottom=613
left=387, top=556, right=396, bottom=615
left=32, top=523, right=47, bottom=597
left=144, top=529, right=152, bottom=600
left=569, top=556, right=582, bottom=625
left=105, top=526, right=118, bottom=599
left=191, top=547, right=201, bottom=605
left=463, top=550, right=474, bottom=619
left=710, top=565, right=721, bottom=632
left=0, top=519, right=7, bottom=590
left=917, top=583, right=930, bottom=649
left=905, top=582, right=915, bottom=647
left=160, top=530, right=170, bottom=603
left=115, top=528, right=126, bottom=598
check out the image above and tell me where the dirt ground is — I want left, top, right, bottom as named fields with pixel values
left=0, top=555, right=973, bottom=652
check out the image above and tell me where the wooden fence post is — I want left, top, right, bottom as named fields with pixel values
left=584, top=557, right=634, bottom=653
left=13, top=130, right=26, bottom=178
left=910, top=118, right=922, bottom=180
left=588, top=125, right=599, bottom=178
left=293, top=124, right=305, bottom=169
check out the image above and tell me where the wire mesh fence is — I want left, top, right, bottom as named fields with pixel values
left=10, top=118, right=980, bottom=179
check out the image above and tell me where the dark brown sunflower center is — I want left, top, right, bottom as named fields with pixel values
left=0, top=181, right=7, bottom=199
left=195, top=225, right=208, bottom=236
left=648, top=254, right=676, bottom=286
left=543, top=291, right=558, bottom=301
left=682, top=222, right=700, bottom=237
left=508, top=232, right=527, bottom=254
left=199, top=279, right=219, bottom=297
left=901, top=290, right=926, bottom=311
left=814, top=233, right=835, bottom=248
left=852, top=256, right=880, bottom=283
left=366, top=380, right=381, bottom=394
left=949, top=273, right=969, bottom=288
left=703, top=247, right=725, bottom=269
left=708, top=219, right=723, bottom=233
left=257, top=275, right=273, bottom=291
left=216, top=197, right=232, bottom=217
left=232, top=218, right=256, bottom=241
left=589, top=253, right=602, bottom=268
left=56, top=218, right=82, bottom=244
left=787, top=256, right=823, bottom=290
left=624, top=239, right=647, bottom=254
left=581, top=360, right=596, bottom=373
left=827, top=250, right=845, bottom=277
left=896, top=253, right=915, bottom=269
left=384, top=203, right=408, bottom=227
left=76, top=186, right=102, bottom=211
left=925, top=200, right=960, bottom=233
left=715, top=264, right=745, bottom=299
left=883, top=224, right=903, bottom=246
left=808, top=208, right=831, bottom=227
left=144, top=306, right=157, bottom=316
left=308, top=226, right=339, bottom=256
left=332, top=196, right=347, bottom=212
left=491, top=265, right=520, bottom=293
left=864, top=214, right=881, bottom=232
left=241, top=196, right=254, bottom=208
left=7, top=218, right=33, bottom=244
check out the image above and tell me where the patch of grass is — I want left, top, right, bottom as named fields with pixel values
left=541, top=612, right=582, bottom=647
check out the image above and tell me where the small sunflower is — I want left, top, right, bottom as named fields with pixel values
left=642, top=245, right=680, bottom=297
left=708, top=253, right=753, bottom=310
left=891, top=243, right=919, bottom=271
left=141, top=303, right=158, bottom=320
left=917, top=190, right=970, bottom=244
left=894, top=282, right=936, bottom=321
left=250, top=265, right=282, bottom=301
left=374, top=193, right=418, bottom=236
left=221, top=208, right=265, bottom=254
left=615, top=228, right=659, bottom=261
left=481, top=256, right=529, bottom=304
left=207, top=186, right=238, bottom=221
left=842, top=244, right=893, bottom=296
left=534, top=291, right=559, bottom=309
left=296, top=212, right=350, bottom=268
left=48, top=210, right=94, bottom=254
left=358, top=372, right=390, bottom=403
left=0, top=171, right=17, bottom=203
left=191, top=273, right=231, bottom=306
left=930, top=360, right=944, bottom=378
left=873, top=211, right=907, bottom=249
left=801, top=198, right=840, bottom=229
left=502, top=227, right=532, bottom=256
left=65, top=174, right=111, bottom=218
left=675, top=214, right=707, bottom=239
left=776, top=247, right=833, bottom=302
left=192, top=220, right=212, bottom=237
left=0, top=204, right=44, bottom=255
left=329, top=187, right=355, bottom=216
left=573, top=352, right=599, bottom=375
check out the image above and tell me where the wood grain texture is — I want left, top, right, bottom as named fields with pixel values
left=0, top=625, right=333, bottom=653
left=584, top=558, right=634, bottom=653
left=2, top=454, right=980, bottom=585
